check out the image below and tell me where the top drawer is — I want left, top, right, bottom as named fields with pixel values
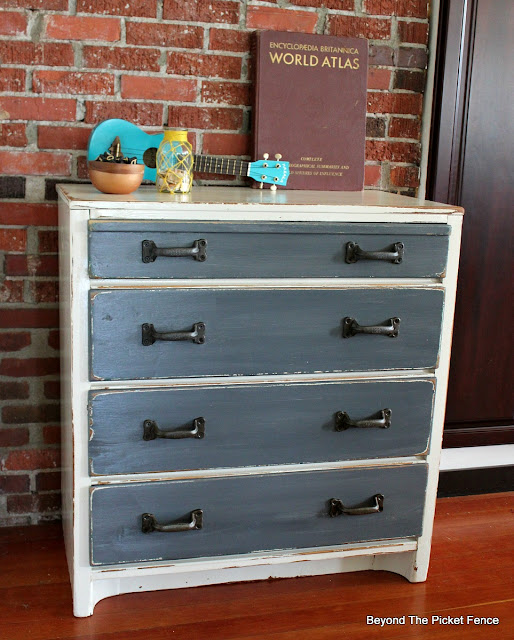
left=89, top=221, right=449, bottom=279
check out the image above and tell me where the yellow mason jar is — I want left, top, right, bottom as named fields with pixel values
left=156, top=128, right=193, bottom=194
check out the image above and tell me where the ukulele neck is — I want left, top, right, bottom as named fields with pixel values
left=193, top=155, right=249, bottom=177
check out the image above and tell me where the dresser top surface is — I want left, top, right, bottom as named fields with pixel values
left=57, top=185, right=463, bottom=217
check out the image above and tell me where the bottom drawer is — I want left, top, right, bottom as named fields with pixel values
left=90, top=464, right=427, bottom=565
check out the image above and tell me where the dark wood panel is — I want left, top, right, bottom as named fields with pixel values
left=428, top=0, right=514, bottom=435
left=438, top=467, right=514, bottom=497
left=443, top=425, right=514, bottom=448
left=1, top=493, right=513, bottom=638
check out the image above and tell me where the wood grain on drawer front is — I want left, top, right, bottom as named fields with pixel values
left=88, top=379, right=434, bottom=475
left=88, top=222, right=449, bottom=279
left=89, top=288, right=444, bottom=380
left=90, top=464, right=427, bottom=565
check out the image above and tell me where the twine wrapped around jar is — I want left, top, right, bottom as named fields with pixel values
left=156, top=129, right=193, bottom=194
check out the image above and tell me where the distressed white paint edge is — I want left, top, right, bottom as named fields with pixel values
left=88, top=370, right=436, bottom=390
left=396, top=214, right=463, bottom=582
left=90, top=457, right=427, bottom=485
left=86, top=549, right=419, bottom=617
left=90, top=211, right=453, bottom=224
left=59, top=203, right=95, bottom=615
left=440, top=444, right=514, bottom=471
left=90, top=278, right=444, bottom=289
left=92, top=538, right=418, bottom=578
left=58, top=198, right=73, bottom=580
left=90, top=370, right=438, bottom=386
left=57, top=185, right=463, bottom=216
left=419, top=0, right=441, bottom=200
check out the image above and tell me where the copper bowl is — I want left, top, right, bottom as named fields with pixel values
left=88, top=160, right=145, bottom=194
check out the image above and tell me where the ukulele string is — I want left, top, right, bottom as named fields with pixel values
left=111, top=145, right=252, bottom=164
left=102, top=145, right=253, bottom=177
left=118, top=145, right=252, bottom=161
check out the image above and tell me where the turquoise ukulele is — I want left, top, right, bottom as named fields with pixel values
left=87, top=119, right=290, bottom=188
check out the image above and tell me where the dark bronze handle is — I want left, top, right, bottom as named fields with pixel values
left=141, top=509, right=203, bottom=533
left=342, top=316, right=400, bottom=338
left=329, top=494, right=384, bottom=517
left=335, top=409, right=391, bottom=431
left=142, top=322, right=205, bottom=346
left=142, top=239, right=207, bottom=262
left=345, top=241, right=404, bottom=264
left=143, top=417, right=205, bottom=440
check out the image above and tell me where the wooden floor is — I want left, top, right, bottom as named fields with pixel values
left=1, top=492, right=513, bottom=639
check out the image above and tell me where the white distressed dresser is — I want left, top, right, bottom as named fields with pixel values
left=57, top=185, right=463, bottom=616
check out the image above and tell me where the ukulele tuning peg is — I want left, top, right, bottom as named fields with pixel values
left=259, top=182, right=264, bottom=189
left=263, top=153, right=269, bottom=160
left=274, top=153, right=282, bottom=160
left=270, top=184, right=277, bottom=191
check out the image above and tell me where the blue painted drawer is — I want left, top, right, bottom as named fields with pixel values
left=88, top=379, right=434, bottom=475
left=89, top=288, right=444, bottom=380
left=90, top=464, right=427, bottom=565
left=88, top=221, right=449, bottom=279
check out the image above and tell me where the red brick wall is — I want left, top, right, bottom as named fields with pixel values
left=0, top=0, right=430, bottom=526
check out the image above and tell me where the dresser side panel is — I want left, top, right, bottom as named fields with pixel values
left=59, top=198, right=96, bottom=614
left=58, top=197, right=74, bottom=574
left=410, top=214, right=464, bottom=580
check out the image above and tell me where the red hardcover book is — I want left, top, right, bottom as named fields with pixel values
left=253, top=31, right=368, bottom=191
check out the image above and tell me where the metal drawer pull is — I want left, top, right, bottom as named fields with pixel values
left=141, top=509, right=203, bottom=533
left=143, top=417, right=205, bottom=440
left=335, top=408, right=391, bottom=431
left=329, top=494, right=384, bottom=517
left=142, top=239, right=207, bottom=262
left=345, top=241, right=404, bottom=264
left=142, top=322, right=206, bottom=346
left=342, top=316, right=400, bottom=338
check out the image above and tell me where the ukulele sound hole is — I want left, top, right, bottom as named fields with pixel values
left=143, top=147, right=157, bottom=168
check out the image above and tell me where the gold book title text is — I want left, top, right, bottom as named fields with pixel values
left=268, top=41, right=360, bottom=70
left=291, top=157, right=350, bottom=177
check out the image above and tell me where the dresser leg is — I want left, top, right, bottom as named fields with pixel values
left=372, top=550, right=429, bottom=583
left=73, top=577, right=123, bottom=617
left=72, top=584, right=95, bottom=618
